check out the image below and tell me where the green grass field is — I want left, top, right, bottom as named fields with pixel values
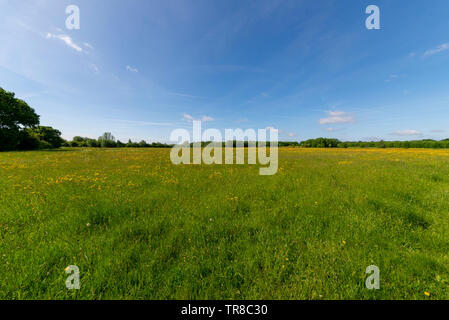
left=1, top=147, right=449, bottom=299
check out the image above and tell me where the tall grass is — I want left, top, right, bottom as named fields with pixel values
left=1, top=147, right=449, bottom=299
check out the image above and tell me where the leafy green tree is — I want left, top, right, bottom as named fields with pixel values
left=98, top=132, right=117, bottom=148
left=0, top=87, right=40, bottom=150
left=73, top=136, right=87, bottom=143
left=69, top=140, right=81, bottom=147
left=300, top=138, right=341, bottom=148
left=17, top=130, right=41, bottom=150
left=38, top=140, right=53, bottom=150
left=126, top=139, right=139, bottom=148
left=27, top=126, right=64, bottom=148
left=86, top=138, right=99, bottom=148
left=138, top=140, right=149, bottom=148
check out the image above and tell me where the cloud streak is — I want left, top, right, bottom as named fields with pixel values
left=423, top=43, right=449, bottom=57
left=319, top=111, right=355, bottom=125
left=183, top=113, right=215, bottom=122
left=84, top=42, right=94, bottom=50
left=89, top=64, right=99, bottom=74
left=126, top=65, right=139, bottom=73
left=392, top=130, right=422, bottom=136
left=326, top=127, right=343, bottom=132
left=46, top=33, right=82, bottom=52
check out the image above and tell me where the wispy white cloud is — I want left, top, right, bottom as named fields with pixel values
left=168, top=92, right=206, bottom=99
left=126, top=65, right=139, bottom=73
left=89, top=64, right=99, bottom=74
left=183, top=113, right=194, bottom=122
left=319, top=111, right=355, bottom=125
left=392, top=129, right=422, bottom=136
left=185, top=64, right=264, bottom=74
left=287, top=132, right=296, bottom=137
left=362, top=137, right=381, bottom=142
left=84, top=42, right=94, bottom=50
left=326, top=127, right=343, bottom=132
left=385, top=74, right=400, bottom=82
left=46, top=33, right=82, bottom=52
left=423, top=43, right=449, bottom=57
left=183, top=113, right=214, bottom=122
left=201, top=116, right=214, bottom=122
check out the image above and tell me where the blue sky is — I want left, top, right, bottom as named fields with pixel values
left=1, top=0, right=449, bottom=142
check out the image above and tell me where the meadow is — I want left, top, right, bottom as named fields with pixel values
left=1, top=147, right=449, bottom=299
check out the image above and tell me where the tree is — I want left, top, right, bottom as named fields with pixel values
left=0, top=87, right=40, bottom=150
left=299, top=138, right=341, bottom=148
left=17, top=130, right=41, bottom=150
left=69, top=140, right=81, bottom=147
left=126, top=139, right=138, bottom=148
left=73, top=136, right=86, bottom=143
left=100, top=132, right=115, bottom=141
left=98, top=132, right=117, bottom=148
left=27, top=126, right=64, bottom=148
left=86, top=138, right=99, bottom=148
left=138, top=140, right=148, bottom=148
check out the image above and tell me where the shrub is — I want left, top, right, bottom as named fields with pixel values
left=17, top=131, right=40, bottom=150
left=38, top=140, right=53, bottom=150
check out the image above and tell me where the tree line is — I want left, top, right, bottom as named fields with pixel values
left=299, top=138, right=449, bottom=149
left=1, top=87, right=449, bottom=151
left=66, top=134, right=173, bottom=148
left=183, top=141, right=301, bottom=147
